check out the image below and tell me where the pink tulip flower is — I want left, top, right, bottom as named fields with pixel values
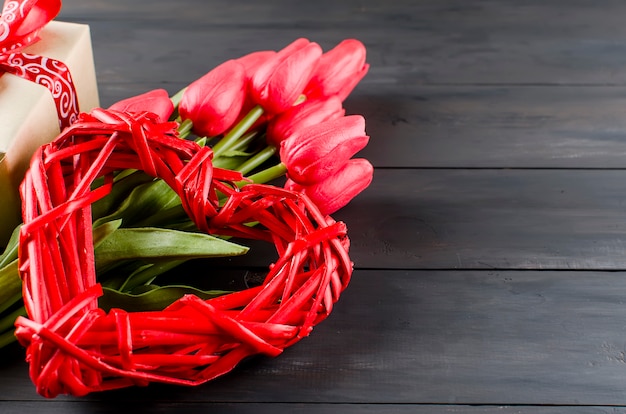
left=279, top=115, right=369, bottom=185
left=108, top=89, right=174, bottom=123
left=285, top=158, right=373, bottom=215
left=237, top=50, right=276, bottom=84
left=304, top=39, right=369, bottom=101
left=179, top=59, right=247, bottom=137
left=250, top=38, right=322, bottom=114
left=236, top=50, right=278, bottom=128
left=266, top=96, right=345, bottom=147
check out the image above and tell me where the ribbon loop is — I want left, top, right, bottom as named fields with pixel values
left=0, top=0, right=78, bottom=129
left=0, top=0, right=61, bottom=52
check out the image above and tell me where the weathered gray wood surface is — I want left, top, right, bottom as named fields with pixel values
left=3, top=0, right=626, bottom=412
left=5, top=270, right=626, bottom=407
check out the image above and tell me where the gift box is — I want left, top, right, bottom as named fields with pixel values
left=0, top=20, right=100, bottom=247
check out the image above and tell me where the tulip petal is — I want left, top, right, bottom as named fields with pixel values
left=282, top=115, right=366, bottom=156
left=290, top=135, right=369, bottom=184
left=251, top=39, right=322, bottom=114
left=280, top=115, right=369, bottom=185
left=266, top=97, right=344, bottom=147
left=179, top=60, right=247, bottom=137
left=108, top=89, right=174, bottom=123
left=286, top=158, right=373, bottom=215
left=304, top=39, right=369, bottom=101
left=237, top=50, right=276, bottom=83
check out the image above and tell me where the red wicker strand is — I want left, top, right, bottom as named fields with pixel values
left=13, top=108, right=353, bottom=398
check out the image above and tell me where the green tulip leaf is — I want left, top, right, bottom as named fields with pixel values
left=94, top=227, right=249, bottom=270
left=212, top=155, right=249, bottom=170
left=92, top=219, right=123, bottom=249
left=91, top=170, right=154, bottom=220
left=0, top=224, right=20, bottom=268
left=100, top=284, right=231, bottom=312
left=92, top=179, right=182, bottom=228
left=0, top=259, right=20, bottom=315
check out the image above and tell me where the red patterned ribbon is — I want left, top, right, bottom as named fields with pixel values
left=0, top=0, right=79, bottom=129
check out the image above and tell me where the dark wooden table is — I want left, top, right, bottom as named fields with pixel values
left=4, top=0, right=626, bottom=412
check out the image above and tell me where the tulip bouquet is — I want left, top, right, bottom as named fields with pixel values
left=176, top=37, right=373, bottom=214
left=0, top=37, right=373, bottom=396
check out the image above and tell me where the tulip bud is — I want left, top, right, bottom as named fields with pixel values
left=280, top=115, right=369, bottom=185
left=179, top=59, right=247, bottom=137
left=108, top=89, right=174, bottom=123
left=304, top=39, right=369, bottom=101
left=250, top=38, right=322, bottom=114
left=237, top=50, right=276, bottom=84
left=285, top=158, right=373, bottom=215
left=266, top=96, right=345, bottom=147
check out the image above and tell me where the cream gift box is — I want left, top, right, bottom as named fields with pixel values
left=0, top=21, right=99, bottom=247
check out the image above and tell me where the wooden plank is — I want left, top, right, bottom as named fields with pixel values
left=216, top=270, right=626, bottom=406
left=58, top=0, right=626, bottom=85
left=0, top=402, right=621, bottom=414
left=174, top=169, right=626, bottom=271
left=76, top=0, right=626, bottom=170
left=97, top=83, right=626, bottom=169
left=97, top=83, right=626, bottom=170
left=350, top=85, right=626, bottom=169
left=4, top=270, right=626, bottom=406
left=335, top=169, right=626, bottom=270
left=4, top=1, right=622, bottom=412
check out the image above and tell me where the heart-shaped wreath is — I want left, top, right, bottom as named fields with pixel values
left=14, top=108, right=353, bottom=397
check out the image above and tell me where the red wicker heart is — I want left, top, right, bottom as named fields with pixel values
left=14, top=108, right=353, bottom=398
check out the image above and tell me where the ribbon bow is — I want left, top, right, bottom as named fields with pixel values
left=0, top=0, right=79, bottom=129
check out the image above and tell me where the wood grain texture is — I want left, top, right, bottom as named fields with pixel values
left=69, top=0, right=626, bottom=170
left=4, top=270, right=626, bottom=407
left=2, top=403, right=623, bottom=414
left=350, top=86, right=626, bottom=169
left=57, top=0, right=626, bottom=85
left=340, top=169, right=626, bottom=270
left=98, top=84, right=626, bottom=169
left=3, top=0, right=626, bottom=412
left=1, top=403, right=624, bottom=414
left=198, top=169, right=626, bottom=270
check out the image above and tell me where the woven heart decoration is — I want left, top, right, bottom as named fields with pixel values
left=14, top=108, right=353, bottom=398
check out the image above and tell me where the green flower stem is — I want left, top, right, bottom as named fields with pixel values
left=0, top=331, right=16, bottom=349
left=0, top=291, right=21, bottom=316
left=0, top=225, right=20, bottom=269
left=177, top=118, right=194, bottom=139
left=132, top=203, right=189, bottom=229
left=236, top=145, right=277, bottom=176
left=212, top=105, right=264, bottom=158
left=0, top=305, right=25, bottom=336
left=170, top=87, right=187, bottom=109
left=230, top=130, right=259, bottom=152
left=0, top=305, right=25, bottom=348
left=0, top=260, right=21, bottom=315
left=242, top=162, right=287, bottom=186
left=119, top=260, right=186, bottom=292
